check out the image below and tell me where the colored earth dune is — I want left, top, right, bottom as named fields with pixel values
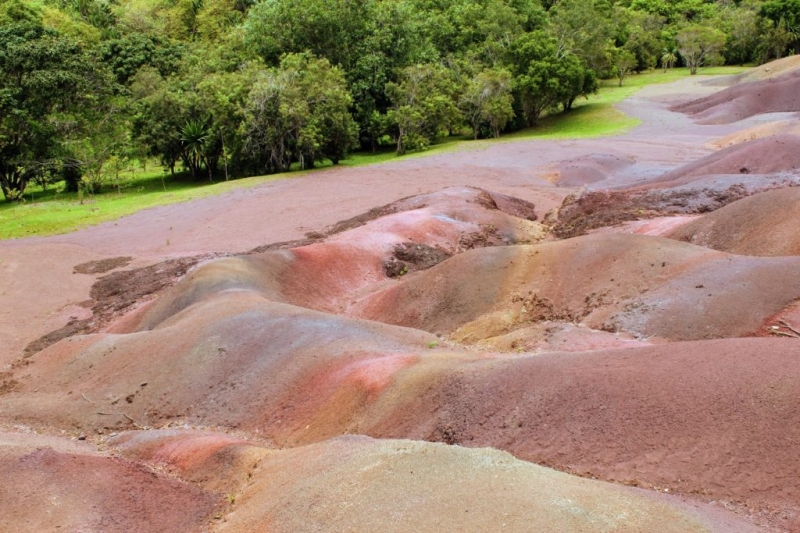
left=2, top=62, right=800, bottom=531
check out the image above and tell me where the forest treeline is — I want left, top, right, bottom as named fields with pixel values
left=0, top=0, right=797, bottom=200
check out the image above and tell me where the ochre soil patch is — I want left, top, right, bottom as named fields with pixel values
left=668, top=187, right=800, bottom=256
left=650, top=134, right=800, bottom=187
left=708, top=119, right=800, bottom=149
left=672, top=70, right=800, bottom=124
left=349, top=233, right=800, bottom=343
left=0, top=431, right=222, bottom=533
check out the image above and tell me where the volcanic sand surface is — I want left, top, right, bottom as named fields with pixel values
left=642, top=134, right=800, bottom=189
left=708, top=119, right=800, bottom=149
left=3, top=67, right=800, bottom=531
left=5, top=290, right=800, bottom=525
left=736, top=55, right=800, bottom=82
left=668, top=187, right=800, bottom=256
left=4, top=212, right=800, bottom=521
left=672, top=70, right=800, bottom=124
left=0, top=74, right=730, bottom=363
left=100, top=429, right=762, bottom=532
left=0, top=430, right=221, bottom=533
left=542, top=152, right=636, bottom=187
left=215, top=436, right=759, bottom=533
left=348, top=233, right=800, bottom=342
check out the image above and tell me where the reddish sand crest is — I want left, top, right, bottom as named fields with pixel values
left=672, top=69, right=800, bottom=124
left=668, top=187, right=800, bottom=256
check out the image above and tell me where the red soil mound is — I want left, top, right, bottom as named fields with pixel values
left=218, top=436, right=759, bottom=533
left=120, top=187, right=544, bottom=331
left=668, top=187, right=800, bottom=256
left=0, top=293, right=437, bottom=434
left=549, top=183, right=778, bottom=239
left=672, top=70, right=800, bottom=124
left=102, top=430, right=760, bottom=532
left=4, top=288, right=800, bottom=524
left=738, top=55, right=800, bottom=82
left=0, top=431, right=221, bottom=532
left=349, top=233, right=800, bottom=342
left=352, top=339, right=800, bottom=524
left=110, top=429, right=270, bottom=494
left=649, top=134, right=800, bottom=188
left=708, top=119, right=800, bottom=149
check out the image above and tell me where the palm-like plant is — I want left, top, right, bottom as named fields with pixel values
left=661, top=49, right=678, bottom=72
left=180, top=119, right=210, bottom=179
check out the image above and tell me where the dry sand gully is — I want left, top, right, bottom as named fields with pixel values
left=2, top=64, right=800, bottom=532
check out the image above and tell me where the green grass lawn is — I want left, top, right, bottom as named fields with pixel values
left=0, top=170, right=291, bottom=240
left=0, top=66, right=750, bottom=240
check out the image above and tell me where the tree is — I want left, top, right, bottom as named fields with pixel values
left=549, top=0, right=616, bottom=75
left=509, top=31, right=592, bottom=125
left=245, top=0, right=437, bottom=151
left=661, top=48, right=678, bottom=71
left=196, top=67, right=254, bottom=180
left=676, top=24, right=726, bottom=74
left=179, top=118, right=213, bottom=180
left=196, top=0, right=243, bottom=42
left=0, top=22, right=110, bottom=200
left=460, top=68, right=514, bottom=138
left=61, top=94, right=131, bottom=194
left=617, top=8, right=664, bottom=72
left=0, top=0, right=41, bottom=25
left=130, top=67, right=191, bottom=176
left=760, top=0, right=800, bottom=55
left=386, top=64, right=460, bottom=155
left=628, top=0, right=719, bottom=25
left=719, top=5, right=760, bottom=65
left=611, top=48, right=637, bottom=86
left=243, top=53, right=357, bottom=172
left=99, top=33, right=184, bottom=85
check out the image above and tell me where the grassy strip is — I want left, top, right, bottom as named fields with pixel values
left=0, top=66, right=750, bottom=240
left=0, top=172, right=292, bottom=240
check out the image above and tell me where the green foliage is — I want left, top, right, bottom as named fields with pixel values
left=387, top=64, right=460, bottom=155
left=100, top=33, right=184, bottom=84
left=243, top=53, right=357, bottom=172
left=0, top=22, right=113, bottom=200
left=180, top=118, right=212, bottom=180
left=0, top=0, right=782, bottom=204
left=628, top=0, right=719, bottom=24
left=509, top=31, right=593, bottom=125
left=661, top=48, right=678, bottom=71
left=130, top=67, right=190, bottom=175
left=617, top=9, right=665, bottom=72
left=676, top=24, right=726, bottom=74
left=760, top=0, right=800, bottom=55
left=0, top=0, right=42, bottom=25
left=460, top=68, right=514, bottom=138
left=549, top=0, right=616, bottom=75
left=611, top=48, right=638, bottom=86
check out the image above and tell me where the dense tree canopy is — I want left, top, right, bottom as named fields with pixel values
left=0, top=21, right=113, bottom=199
left=0, top=0, right=791, bottom=199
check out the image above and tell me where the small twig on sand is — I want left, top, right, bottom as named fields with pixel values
left=82, top=393, right=93, bottom=404
left=96, top=411, right=145, bottom=429
left=779, top=320, right=800, bottom=336
left=771, top=330, right=798, bottom=338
